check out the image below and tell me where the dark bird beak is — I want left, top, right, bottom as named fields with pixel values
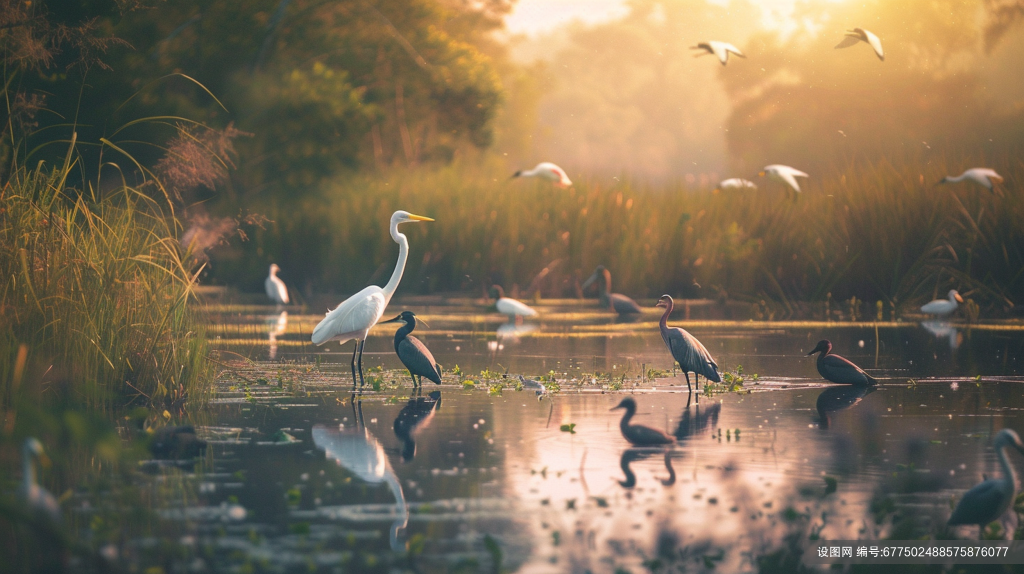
left=581, top=273, right=598, bottom=289
left=418, top=317, right=431, bottom=328
left=510, top=171, right=521, bottom=179
left=806, top=349, right=816, bottom=356
left=381, top=314, right=405, bottom=324
left=610, top=405, right=622, bottom=411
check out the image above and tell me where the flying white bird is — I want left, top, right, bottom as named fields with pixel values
left=716, top=178, right=757, bottom=192
left=691, top=41, right=746, bottom=65
left=835, top=28, right=884, bottom=61
left=265, top=264, right=289, bottom=306
left=920, top=289, right=962, bottom=317
left=312, top=211, right=433, bottom=387
left=938, top=168, right=1004, bottom=192
left=512, top=162, right=572, bottom=187
left=489, top=285, right=537, bottom=320
left=759, top=164, right=809, bottom=194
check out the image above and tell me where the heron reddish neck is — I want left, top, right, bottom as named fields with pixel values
left=383, top=224, right=410, bottom=303
left=658, top=300, right=674, bottom=335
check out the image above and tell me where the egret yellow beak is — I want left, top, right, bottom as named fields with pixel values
left=408, top=214, right=434, bottom=222
left=758, top=171, right=765, bottom=177
left=955, top=293, right=964, bottom=303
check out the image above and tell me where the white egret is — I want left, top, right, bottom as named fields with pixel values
left=489, top=285, right=538, bottom=321
left=20, top=438, right=60, bottom=523
left=267, top=310, right=288, bottom=360
left=265, top=264, right=289, bottom=306
left=921, top=289, right=962, bottom=317
left=948, top=429, right=1024, bottom=538
left=691, top=41, right=746, bottom=65
left=834, top=28, right=884, bottom=61
left=512, top=162, right=572, bottom=188
left=759, top=164, right=809, bottom=194
left=311, top=211, right=434, bottom=387
left=938, top=168, right=1004, bottom=192
left=716, top=178, right=757, bottom=192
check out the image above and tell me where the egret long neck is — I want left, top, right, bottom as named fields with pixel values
left=383, top=228, right=409, bottom=303
left=384, top=470, right=409, bottom=549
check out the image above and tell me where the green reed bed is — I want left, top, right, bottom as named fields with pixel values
left=0, top=160, right=213, bottom=411
left=232, top=154, right=1023, bottom=314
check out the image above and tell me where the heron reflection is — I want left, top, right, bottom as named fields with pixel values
left=393, top=390, right=441, bottom=462
left=816, top=385, right=875, bottom=429
left=312, top=398, right=408, bottom=550
left=267, top=311, right=287, bottom=359
left=619, top=448, right=676, bottom=488
left=674, top=402, right=721, bottom=441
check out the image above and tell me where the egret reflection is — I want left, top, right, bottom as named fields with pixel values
left=312, top=399, right=408, bottom=550
left=619, top=448, right=676, bottom=488
left=921, top=320, right=961, bottom=350
left=496, top=320, right=537, bottom=342
left=393, top=390, right=441, bottom=462
left=266, top=311, right=287, bottom=359
left=816, top=385, right=875, bottom=429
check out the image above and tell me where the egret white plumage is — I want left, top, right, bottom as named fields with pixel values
left=20, top=438, right=60, bottom=523
left=490, top=285, right=538, bottom=320
left=656, top=295, right=721, bottom=401
left=938, top=168, right=1004, bottom=192
left=311, top=211, right=433, bottom=387
left=691, top=41, right=745, bottom=65
left=716, top=178, right=757, bottom=192
left=921, top=289, right=962, bottom=317
left=834, top=28, right=884, bottom=61
left=759, top=164, right=809, bottom=194
left=265, top=264, right=289, bottom=306
left=948, top=429, right=1024, bottom=538
left=267, top=310, right=288, bottom=360
left=512, top=162, right=572, bottom=188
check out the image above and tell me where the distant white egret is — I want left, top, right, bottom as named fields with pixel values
left=834, top=28, right=884, bottom=61
left=948, top=428, right=1024, bottom=538
left=20, top=438, right=60, bottom=523
left=512, top=162, right=572, bottom=188
left=716, top=178, right=757, bottom=192
left=311, top=211, right=433, bottom=387
left=265, top=264, right=289, bottom=306
left=759, top=164, right=809, bottom=194
left=921, top=289, right=962, bottom=317
left=691, top=41, right=746, bottom=65
left=489, top=285, right=538, bottom=320
left=938, top=168, right=1004, bottom=192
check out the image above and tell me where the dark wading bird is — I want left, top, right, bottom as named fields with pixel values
left=611, top=397, right=675, bottom=446
left=619, top=449, right=676, bottom=488
left=581, top=266, right=641, bottom=314
left=656, top=295, right=721, bottom=401
left=20, top=438, right=61, bottom=524
left=807, top=339, right=877, bottom=386
left=393, top=390, right=442, bottom=462
left=948, top=429, right=1024, bottom=538
left=149, top=425, right=207, bottom=460
left=382, top=311, right=442, bottom=387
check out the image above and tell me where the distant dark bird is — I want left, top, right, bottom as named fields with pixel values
left=611, top=397, right=675, bottom=446
left=619, top=448, right=676, bottom=488
left=393, top=390, right=441, bottom=462
left=816, top=385, right=875, bottom=428
left=20, top=438, right=61, bottom=523
left=382, top=311, right=442, bottom=387
left=948, top=429, right=1024, bottom=537
left=581, top=266, right=641, bottom=314
left=149, top=425, right=207, bottom=459
left=806, top=339, right=877, bottom=386
left=656, top=295, right=721, bottom=399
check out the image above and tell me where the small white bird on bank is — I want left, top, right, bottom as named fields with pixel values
left=512, top=162, right=572, bottom=188
left=716, top=178, right=757, bottom=192
left=691, top=41, right=746, bottom=65
left=921, top=289, right=963, bottom=317
left=759, top=165, right=809, bottom=194
left=265, top=264, right=289, bottom=306
left=21, top=438, right=61, bottom=523
left=490, top=285, right=537, bottom=320
left=835, top=28, right=885, bottom=61
left=938, top=168, right=1004, bottom=192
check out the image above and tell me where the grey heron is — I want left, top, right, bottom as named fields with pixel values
left=656, top=295, right=721, bottom=399
left=581, top=266, right=641, bottom=314
left=948, top=429, right=1024, bottom=538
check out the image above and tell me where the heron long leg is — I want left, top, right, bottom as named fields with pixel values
left=350, top=341, right=359, bottom=388
left=357, top=339, right=366, bottom=387
left=684, top=372, right=692, bottom=395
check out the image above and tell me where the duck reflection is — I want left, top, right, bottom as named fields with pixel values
left=921, top=320, right=961, bottom=350
left=673, top=402, right=721, bottom=442
left=619, top=449, right=676, bottom=488
left=267, top=311, right=288, bottom=359
left=312, top=398, right=408, bottom=550
left=816, top=385, right=875, bottom=429
left=392, top=390, right=441, bottom=462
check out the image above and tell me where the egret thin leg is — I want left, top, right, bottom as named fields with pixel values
left=350, top=342, right=359, bottom=388
left=357, top=339, right=366, bottom=387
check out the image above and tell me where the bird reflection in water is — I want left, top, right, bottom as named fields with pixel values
left=816, top=385, right=876, bottom=429
left=393, top=390, right=441, bottom=462
left=674, top=402, right=721, bottom=442
left=619, top=449, right=676, bottom=488
left=496, top=320, right=537, bottom=343
left=267, top=311, right=287, bottom=359
left=312, top=397, right=408, bottom=550
left=920, top=320, right=961, bottom=350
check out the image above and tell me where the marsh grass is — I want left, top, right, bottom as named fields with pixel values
left=233, top=153, right=1024, bottom=314
left=0, top=151, right=212, bottom=411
